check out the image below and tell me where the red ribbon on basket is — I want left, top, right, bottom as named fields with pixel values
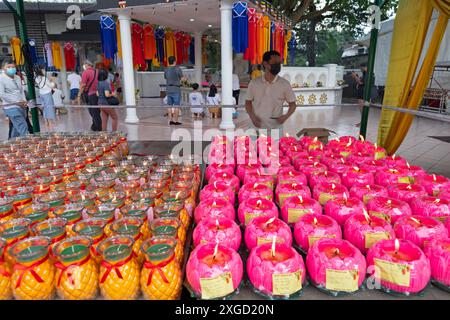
left=0, top=258, right=11, bottom=277
left=13, top=198, right=32, bottom=211
left=143, top=254, right=174, bottom=286
left=0, top=208, right=14, bottom=219
left=54, top=255, right=91, bottom=286
left=14, top=254, right=50, bottom=288
left=100, top=252, right=134, bottom=284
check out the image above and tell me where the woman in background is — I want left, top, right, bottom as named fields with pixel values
left=35, top=68, right=56, bottom=131
left=97, top=69, right=118, bottom=132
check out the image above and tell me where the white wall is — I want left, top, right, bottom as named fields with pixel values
left=0, top=13, right=17, bottom=40
left=45, top=14, right=68, bottom=35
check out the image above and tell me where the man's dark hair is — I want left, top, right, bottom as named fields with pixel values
left=168, top=56, right=176, bottom=65
left=52, top=72, right=58, bottom=78
left=2, top=60, right=15, bottom=68
left=257, top=64, right=262, bottom=71
left=192, top=83, right=199, bottom=90
left=262, top=51, right=281, bottom=63
left=208, top=84, right=218, bottom=97
left=98, top=68, right=108, bottom=81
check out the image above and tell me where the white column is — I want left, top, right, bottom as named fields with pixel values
left=59, top=46, right=70, bottom=104
left=194, top=31, right=203, bottom=84
left=220, top=0, right=235, bottom=130
left=118, top=11, right=139, bottom=123
left=324, top=64, right=337, bottom=87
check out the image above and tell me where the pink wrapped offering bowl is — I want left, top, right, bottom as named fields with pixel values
left=400, top=163, right=427, bottom=183
left=297, top=162, right=327, bottom=178
left=247, top=243, right=306, bottom=298
left=200, top=181, right=235, bottom=205
left=383, top=154, right=408, bottom=168
left=244, top=170, right=275, bottom=190
left=309, top=171, right=341, bottom=190
left=350, top=184, right=388, bottom=204
left=393, top=215, right=448, bottom=249
left=205, top=163, right=234, bottom=181
left=387, top=183, right=427, bottom=204
left=209, top=172, right=240, bottom=193
left=275, top=182, right=311, bottom=207
left=313, top=182, right=349, bottom=206
left=360, top=159, right=387, bottom=174
left=237, top=197, right=278, bottom=226
left=341, top=166, right=375, bottom=188
left=293, top=214, right=342, bottom=253
left=328, top=159, right=353, bottom=175
left=244, top=216, right=292, bottom=250
left=306, top=238, right=366, bottom=295
left=324, top=195, right=365, bottom=227
left=281, top=196, right=322, bottom=225
left=375, top=168, right=411, bottom=187
left=194, top=198, right=235, bottom=224
left=423, top=238, right=450, bottom=290
left=344, top=212, right=395, bottom=254
left=236, top=163, right=263, bottom=182
left=417, top=174, right=450, bottom=197
left=193, top=217, right=242, bottom=251
left=186, top=243, right=243, bottom=299
left=410, top=197, right=450, bottom=222
left=446, top=217, right=450, bottom=234
left=366, top=196, right=412, bottom=224
left=366, top=239, right=430, bottom=295
left=277, top=170, right=308, bottom=186
left=238, top=183, right=273, bottom=203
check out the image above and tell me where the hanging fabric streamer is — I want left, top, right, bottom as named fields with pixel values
left=100, top=15, right=118, bottom=60
left=155, top=27, right=166, bottom=67
left=116, top=21, right=122, bottom=59
left=28, top=39, right=38, bottom=65
left=232, top=1, right=249, bottom=54
left=284, top=30, right=291, bottom=65
left=131, top=23, right=146, bottom=69
left=243, top=7, right=257, bottom=64
left=288, top=30, right=296, bottom=66
left=262, top=15, right=271, bottom=53
left=183, top=33, right=192, bottom=64
left=175, top=31, right=184, bottom=64
left=64, top=42, right=76, bottom=71
left=256, top=13, right=264, bottom=64
left=51, top=42, right=63, bottom=70
left=189, top=37, right=195, bottom=65
left=165, top=28, right=176, bottom=61
left=143, top=24, right=157, bottom=63
left=202, top=35, right=208, bottom=65
left=10, top=37, right=24, bottom=66
left=270, top=21, right=275, bottom=51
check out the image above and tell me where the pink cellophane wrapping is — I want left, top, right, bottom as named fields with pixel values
left=423, top=238, right=450, bottom=287
left=237, top=197, right=278, bottom=226
left=341, top=167, right=375, bottom=188
left=297, top=162, right=328, bottom=178
left=309, top=171, right=341, bottom=190
left=193, top=217, right=242, bottom=251
left=312, top=182, right=349, bottom=206
left=275, top=183, right=311, bottom=206
left=205, top=163, right=235, bottom=181
left=366, top=239, right=430, bottom=294
left=393, top=215, right=448, bottom=248
left=324, top=197, right=365, bottom=226
left=236, top=164, right=262, bottom=182
left=244, top=216, right=292, bottom=250
left=387, top=183, right=427, bottom=204
left=244, top=172, right=274, bottom=189
left=200, top=182, right=235, bottom=205
left=238, top=183, right=273, bottom=203
left=246, top=243, right=306, bottom=296
left=306, top=238, right=366, bottom=291
left=186, top=243, right=243, bottom=297
left=281, top=196, right=322, bottom=225
left=194, top=198, right=235, bottom=224
left=277, top=170, right=308, bottom=186
left=410, top=196, right=450, bottom=220
left=209, top=172, right=240, bottom=192
left=375, top=168, right=410, bottom=187
left=293, top=214, right=342, bottom=252
left=349, top=184, right=388, bottom=204
left=416, top=174, right=450, bottom=196
left=343, top=214, right=395, bottom=254
left=366, top=196, right=412, bottom=224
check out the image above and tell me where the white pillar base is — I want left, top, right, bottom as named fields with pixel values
left=125, top=109, right=139, bottom=123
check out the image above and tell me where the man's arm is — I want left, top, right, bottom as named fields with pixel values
left=277, top=86, right=297, bottom=124
left=245, top=100, right=261, bottom=128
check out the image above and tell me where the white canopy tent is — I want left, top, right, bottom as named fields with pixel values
left=101, top=0, right=238, bottom=129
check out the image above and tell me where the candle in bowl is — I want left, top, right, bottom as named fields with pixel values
left=285, top=145, right=308, bottom=161
left=417, top=174, right=450, bottom=197
left=366, top=239, right=430, bottom=295
left=281, top=195, right=322, bottom=225
left=53, top=236, right=98, bottom=300
left=347, top=152, right=375, bottom=165
left=96, top=235, right=140, bottom=300
left=6, top=186, right=33, bottom=212
left=110, top=217, right=145, bottom=265
left=297, top=162, right=328, bottom=178
left=360, top=159, right=387, bottom=174
left=32, top=218, right=68, bottom=256
left=383, top=154, right=408, bottom=168
left=193, top=217, right=241, bottom=251
left=410, top=197, right=450, bottom=222
left=98, top=191, right=127, bottom=211
left=423, top=238, right=450, bottom=290
left=140, top=236, right=183, bottom=300
left=244, top=216, right=292, bottom=250
left=73, top=218, right=107, bottom=263
left=121, top=202, right=152, bottom=239
left=306, top=238, right=366, bottom=295
left=150, top=218, right=185, bottom=262
left=393, top=215, right=448, bottom=249
left=244, top=170, right=275, bottom=190
left=309, top=171, right=341, bottom=190
left=200, top=181, right=235, bottom=205
left=186, top=243, right=243, bottom=299
left=305, top=137, right=324, bottom=152
left=375, top=168, right=411, bottom=187
left=0, top=198, right=14, bottom=222
left=238, top=197, right=278, bottom=226
left=313, top=182, right=349, bottom=206
left=277, top=170, right=307, bottom=186
left=324, top=194, right=365, bottom=227
left=0, top=237, right=12, bottom=299
left=349, top=184, right=388, bottom=204
left=387, top=183, right=427, bottom=204
left=400, top=163, right=427, bottom=183
left=194, top=198, right=235, bottom=224
left=341, top=166, right=375, bottom=188
left=366, top=196, right=412, bottom=224
left=210, top=172, right=240, bottom=193
left=0, top=218, right=32, bottom=264
left=247, top=242, right=306, bottom=298
left=52, top=204, right=84, bottom=236
left=275, top=182, right=311, bottom=207
left=343, top=211, right=395, bottom=254
left=85, top=204, right=116, bottom=237
left=236, top=163, right=263, bottom=182
left=8, top=236, right=55, bottom=300
left=327, top=158, right=353, bottom=176
left=68, top=192, right=97, bottom=209
left=238, top=183, right=273, bottom=203
left=293, top=214, right=342, bottom=253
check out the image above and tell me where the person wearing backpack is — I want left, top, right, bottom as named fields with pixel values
left=78, top=60, right=101, bottom=131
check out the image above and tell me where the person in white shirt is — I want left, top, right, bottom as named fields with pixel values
left=189, top=83, right=205, bottom=120
left=232, top=73, right=240, bottom=105
left=67, top=71, right=82, bottom=105
left=35, top=68, right=56, bottom=131
left=206, top=84, right=236, bottom=119
left=52, top=84, right=65, bottom=113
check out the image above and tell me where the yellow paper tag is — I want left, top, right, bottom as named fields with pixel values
left=278, top=193, right=297, bottom=206
left=245, top=213, right=260, bottom=225
left=398, top=177, right=411, bottom=184
left=200, top=239, right=209, bottom=245
left=435, top=216, right=448, bottom=223
left=364, top=232, right=391, bottom=249
left=257, top=237, right=283, bottom=246
left=375, top=152, right=386, bottom=160
left=369, top=211, right=391, bottom=224
left=363, top=194, right=373, bottom=204
left=308, top=234, right=336, bottom=247
left=325, top=269, right=359, bottom=292
left=272, top=271, right=302, bottom=295
left=288, top=208, right=311, bottom=223
left=374, top=259, right=411, bottom=287
left=433, top=190, right=440, bottom=197
left=318, top=193, right=334, bottom=205
left=200, top=272, right=234, bottom=299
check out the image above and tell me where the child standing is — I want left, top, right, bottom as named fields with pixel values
left=52, top=84, right=65, bottom=116
left=35, top=68, right=56, bottom=131
left=189, top=83, right=204, bottom=120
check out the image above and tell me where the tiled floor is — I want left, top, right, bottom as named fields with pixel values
left=1, top=100, right=449, bottom=177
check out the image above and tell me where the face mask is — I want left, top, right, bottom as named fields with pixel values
left=6, top=68, right=16, bottom=76
left=269, top=63, right=281, bottom=76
